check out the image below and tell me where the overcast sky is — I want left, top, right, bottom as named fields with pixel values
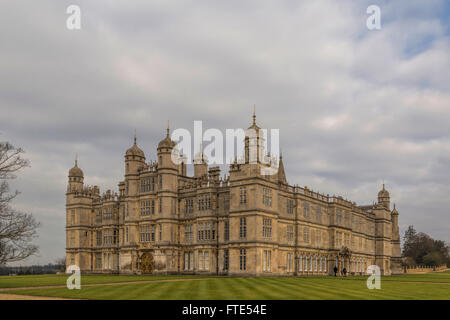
left=1, top=1, right=449, bottom=265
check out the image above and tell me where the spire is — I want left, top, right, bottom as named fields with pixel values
left=75, top=153, right=78, bottom=167
left=252, top=105, right=256, bottom=125
left=167, top=120, right=170, bottom=137
left=278, top=153, right=287, bottom=184
left=134, top=129, right=137, bottom=145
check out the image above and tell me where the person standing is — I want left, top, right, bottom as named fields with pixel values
left=333, top=266, right=338, bottom=276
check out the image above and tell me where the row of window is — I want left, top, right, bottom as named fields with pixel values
left=139, top=176, right=162, bottom=193
left=139, top=224, right=162, bottom=243
left=140, top=199, right=162, bottom=216
left=298, top=255, right=328, bottom=272
left=198, top=194, right=211, bottom=211
left=197, top=222, right=216, bottom=241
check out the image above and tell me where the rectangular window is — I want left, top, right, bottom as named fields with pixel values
left=287, top=253, right=293, bottom=272
left=185, top=224, right=193, bottom=243
left=239, top=217, right=247, bottom=239
left=198, top=251, right=203, bottom=270
left=151, top=225, right=155, bottom=242
left=263, top=250, right=271, bottom=272
left=303, top=202, right=310, bottom=218
left=224, top=221, right=229, bottom=241
left=184, top=252, right=189, bottom=270
left=239, top=249, right=246, bottom=271
left=287, top=225, right=294, bottom=242
left=316, top=206, right=322, bottom=222
left=184, top=252, right=194, bottom=271
left=95, top=253, right=102, bottom=269
left=140, top=225, right=151, bottom=243
left=96, top=231, right=102, bottom=246
left=262, top=218, right=272, bottom=239
left=185, top=198, right=194, bottom=214
left=336, top=209, right=342, bottom=225
left=240, top=187, right=247, bottom=204
left=205, top=251, right=209, bottom=270
left=224, top=250, right=229, bottom=271
left=198, top=251, right=209, bottom=271
left=113, top=229, right=118, bottom=244
left=303, top=227, right=310, bottom=243
left=262, top=188, right=272, bottom=206
left=287, top=199, right=294, bottom=214
left=299, top=255, right=303, bottom=272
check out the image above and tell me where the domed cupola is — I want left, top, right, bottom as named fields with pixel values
left=125, top=133, right=145, bottom=159
left=68, top=155, right=84, bottom=192
left=157, top=125, right=176, bottom=150
left=69, top=157, right=83, bottom=178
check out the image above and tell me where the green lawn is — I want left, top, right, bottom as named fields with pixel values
left=1, top=273, right=449, bottom=300
left=0, top=274, right=211, bottom=288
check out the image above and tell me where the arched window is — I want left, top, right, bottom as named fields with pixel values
left=319, top=257, right=322, bottom=272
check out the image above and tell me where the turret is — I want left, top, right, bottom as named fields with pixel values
left=277, top=153, right=287, bottom=184
left=157, top=123, right=178, bottom=217
left=244, top=107, right=265, bottom=164
left=124, top=132, right=145, bottom=198
left=157, top=124, right=177, bottom=170
left=391, top=204, right=399, bottom=239
left=125, top=132, right=145, bottom=175
left=194, top=148, right=208, bottom=178
left=378, top=183, right=390, bottom=210
left=68, top=156, right=84, bottom=192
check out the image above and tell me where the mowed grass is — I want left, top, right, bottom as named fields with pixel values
left=0, top=274, right=211, bottom=288
left=1, top=272, right=449, bottom=300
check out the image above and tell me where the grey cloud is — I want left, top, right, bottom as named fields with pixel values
left=1, top=0, right=449, bottom=264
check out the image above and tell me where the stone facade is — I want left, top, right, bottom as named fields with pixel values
left=66, top=115, right=402, bottom=276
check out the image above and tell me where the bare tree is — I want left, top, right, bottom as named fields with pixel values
left=54, top=256, right=66, bottom=272
left=0, top=142, right=39, bottom=265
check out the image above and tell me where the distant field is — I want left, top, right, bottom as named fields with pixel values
left=1, top=272, right=449, bottom=300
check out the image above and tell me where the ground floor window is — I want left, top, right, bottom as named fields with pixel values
left=286, top=253, right=293, bottom=272
left=95, top=253, right=102, bottom=269
left=224, top=250, right=229, bottom=271
left=198, top=250, right=209, bottom=271
left=299, top=255, right=303, bottom=272
left=240, top=249, right=246, bottom=271
left=184, top=252, right=194, bottom=271
left=263, top=250, right=271, bottom=272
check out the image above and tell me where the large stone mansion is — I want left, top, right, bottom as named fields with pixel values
left=66, top=113, right=402, bottom=275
